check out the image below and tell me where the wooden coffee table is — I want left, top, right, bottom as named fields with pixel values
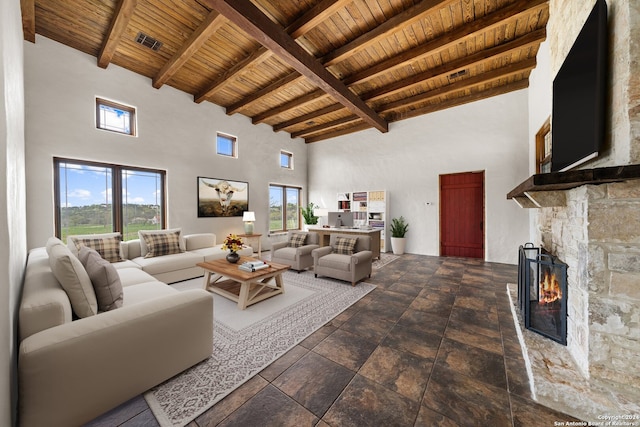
left=197, top=257, right=290, bottom=310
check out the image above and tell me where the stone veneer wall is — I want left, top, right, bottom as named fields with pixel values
left=537, top=180, right=640, bottom=398
left=549, top=0, right=639, bottom=166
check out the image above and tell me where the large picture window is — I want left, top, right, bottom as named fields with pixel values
left=269, top=184, right=301, bottom=233
left=54, top=158, right=166, bottom=241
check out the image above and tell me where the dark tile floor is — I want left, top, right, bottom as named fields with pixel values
left=86, top=254, right=580, bottom=427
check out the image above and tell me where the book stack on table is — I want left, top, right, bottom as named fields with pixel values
left=238, top=260, right=269, bottom=272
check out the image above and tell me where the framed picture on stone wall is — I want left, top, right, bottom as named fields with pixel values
left=197, top=177, right=248, bottom=217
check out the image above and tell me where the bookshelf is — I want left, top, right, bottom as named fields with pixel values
left=336, top=190, right=388, bottom=252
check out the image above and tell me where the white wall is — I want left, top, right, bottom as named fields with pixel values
left=308, top=90, right=531, bottom=264
left=1, top=0, right=28, bottom=424
left=24, top=36, right=307, bottom=250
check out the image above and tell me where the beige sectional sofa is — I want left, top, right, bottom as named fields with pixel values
left=18, top=231, right=251, bottom=426
left=118, top=232, right=254, bottom=283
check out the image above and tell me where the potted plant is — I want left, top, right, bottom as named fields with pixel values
left=300, top=203, right=319, bottom=230
left=390, top=216, right=409, bottom=255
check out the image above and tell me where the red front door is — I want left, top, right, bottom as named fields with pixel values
left=440, top=171, right=485, bottom=259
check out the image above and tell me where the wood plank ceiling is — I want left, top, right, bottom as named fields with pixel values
left=21, top=0, right=549, bottom=143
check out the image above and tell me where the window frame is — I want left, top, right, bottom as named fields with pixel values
left=536, top=117, right=552, bottom=173
left=54, top=157, right=167, bottom=241
left=95, top=97, right=137, bottom=136
left=280, top=150, right=293, bottom=169
left=216, top=132, right=238, bottom=158
left=269, top=184, right=302, bottom=233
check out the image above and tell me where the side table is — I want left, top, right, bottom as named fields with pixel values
left=238, top=233, right=262, bottom=258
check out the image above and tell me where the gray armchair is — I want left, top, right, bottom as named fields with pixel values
left=312, top=234, right=372, bottom=286
left=270, top=231, right=320, bottom=272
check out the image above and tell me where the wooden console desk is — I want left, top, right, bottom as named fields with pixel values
left=308, top=227, right=382, bottom=259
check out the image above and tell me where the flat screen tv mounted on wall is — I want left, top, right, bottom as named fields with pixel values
left=551, top=0, right=608, bottom=172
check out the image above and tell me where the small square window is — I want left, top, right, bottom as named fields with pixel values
left=96, top=97, right=136, bottom=136
left=217, top=133, right=237, bottom=158
left=280, top=151, right=293, bottom=169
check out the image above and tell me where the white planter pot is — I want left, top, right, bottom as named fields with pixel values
left=390, top=237, right=406, bottom=255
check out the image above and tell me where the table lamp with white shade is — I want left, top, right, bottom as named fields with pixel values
left=314, top=208, right=329, bottom=227
left=242, top=211, right=255, bottom=235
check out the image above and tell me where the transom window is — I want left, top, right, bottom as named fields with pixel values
left=269, top=184, right=301, bottom=233
left=96, top=97, right=136, bottom=136
left=280, top=151, right=293, bottom=169
left=54, top=158, right=166, bottom=241
left=217, top=133, right=238, bottom=158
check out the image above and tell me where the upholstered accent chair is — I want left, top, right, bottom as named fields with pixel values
left=270, top=231, right=320, bottom=272
left=312, top=234, right=373, bottom=286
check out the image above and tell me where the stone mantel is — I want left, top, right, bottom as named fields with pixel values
left=507, top=164, right=640, bottom=208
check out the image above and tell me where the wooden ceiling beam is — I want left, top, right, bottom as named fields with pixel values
left=225, top=73, right=305, bottom=114
left=297, top=59, right=534, bottom=139
left=194, top=46, right=268, bottom=102
left=343, top=0, right=548, bottom=86
left=389, top=79, right=530, bottom=122
left=291, top=116, right=361, bottom=138
left=252, top=89, right=330, bottom=124
left=304, top=123, right=372, bottom=144
left=98, top=0, right=137, bottom=69
left=272, top=104, right=345, bottom=132
left=287, top=0, right=347, bottom=39
left=255, top=0, right=546, bottom=129
left=204, top=0, right=388, bottom=133
left=378, top=58, right=537, bottom=113
left=362, top=28, right=546, bottom=103
left=234, top=0, right=449, bottom=120
left=154, top=11, right=226, bottom=89
left=321, top=0, right=454, bottom=67
left=197, top=0, right=345, bottom=107
left=272, top=27, right=544, bottom=132
left=21, top=0, right=36, bottom=43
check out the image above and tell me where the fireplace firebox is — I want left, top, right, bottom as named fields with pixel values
left=518, top=248, right=568, bottom=345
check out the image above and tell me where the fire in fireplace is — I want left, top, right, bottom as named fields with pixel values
left=518, top=247, right=568, bottom=345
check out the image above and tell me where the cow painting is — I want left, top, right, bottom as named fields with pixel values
left=197, top=177, right=248, bottom=217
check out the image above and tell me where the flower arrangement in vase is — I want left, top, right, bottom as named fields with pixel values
left=221, top=234, right=244, bottom=263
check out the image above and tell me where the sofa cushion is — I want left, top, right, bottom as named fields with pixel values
left=191, top=245, right=253, bottom=262
left=288, top=232, right=307, bottom=248
left=272, top=246, right=297, bottom=261
left=122, top=281, right=179, bottom=306
left=333, top=237, right=358, bottom=255
left=317, top=253, right=352, bottom=271
left=47, top=242, right=97, bottom=318
left=68, top=233, right=124, bottom=263
left=139, top=229, right=185, bottom=257
left=140, top=230, right=183, bottom=258
left=116, top=267, right=159, bottom=287
left=78, top=246, right=123, bottom=312
left=132, top=252, right=203, bottom=276
left=185, top=233, right=216, bottom=251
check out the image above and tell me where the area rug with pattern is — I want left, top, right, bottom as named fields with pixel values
left=372, top=252, right=399, bottom=270
left=144, top=271, right=376, bottom=427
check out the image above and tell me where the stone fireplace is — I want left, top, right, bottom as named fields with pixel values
left=505, top=0, right=640, bottom=419
left=509, top=172, right=640, bottom=419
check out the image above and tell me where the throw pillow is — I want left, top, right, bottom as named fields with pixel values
left=69, top=234, right=124, bottom=263
left=78, top=246, right=123, bottom=312
left=334, top=237, right=358, bottom=255
left=288, top=232, right=308, bottom=248
left=139, top=228, right=185, bottom=257
left=47, top=243, right=98, bottom=318
left=141, top=230, right=183, bottom=258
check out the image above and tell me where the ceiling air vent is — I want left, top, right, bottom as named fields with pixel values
left=449, top=69, right=467, bottom=79
left=135, top=32, right=162, bottom=51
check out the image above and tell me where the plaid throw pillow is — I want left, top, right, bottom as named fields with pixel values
left=334, top=237, right=358, bottom=255
left=70, top=235, right=123, bottom=263
left=142, top=231, right=182, bottom=258
left=288, top=233, right=308, bottom=248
